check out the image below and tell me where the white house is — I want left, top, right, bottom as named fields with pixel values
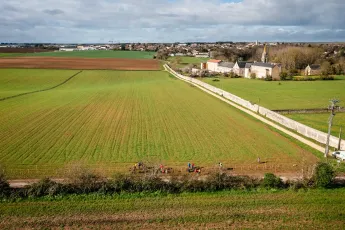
left=233, top=61, right=249, bottom=76
left=245, top=62, right=281, bottom=80
left=59, top=48, right=75, bottom=52
left=205, top=59, right=221, bottom=72
left=201, top=59, right=234, bottom=73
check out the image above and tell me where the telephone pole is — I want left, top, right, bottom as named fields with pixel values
left=324, top=99, right=340, bottom=158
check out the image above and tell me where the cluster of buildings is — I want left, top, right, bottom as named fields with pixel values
left=200, top=45, right=282, bottom=80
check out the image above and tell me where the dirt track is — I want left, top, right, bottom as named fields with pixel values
left=0, top=57, right=160, bottom=70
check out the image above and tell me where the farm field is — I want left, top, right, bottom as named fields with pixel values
left=203, top=76, right=345, bottom=110
left=0, top=69, right=78, bottom=98
left=21, top=50, right=156, bottom=59
left=0, top=53, right=23, bottom=58
left=1, top=189, right=345, bottom=229
left=168, top=56, right=209, bottom=68
left=286, top=113, right=345, bottom=137
left=0, top=69, right=318, bottom=178
left=0, top=57, right=160, bottom=70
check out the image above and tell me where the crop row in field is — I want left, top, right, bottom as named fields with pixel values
left=0, top=69, right=318, bottom=178
left=202, top=76, right=345, bottom=110
left=1, top=189, right=345, bottom=229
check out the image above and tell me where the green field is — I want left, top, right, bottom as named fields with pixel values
left=286, top=113, right=345, bottom=137
left=0, top=69, right=317, bottom=177
left=0, top=53, right=23, bottom=58
left=0, top=69, right=78, bottom=98
left=168, top=56, right=209, bottom=68
left=14, top=50, right=156, bottom=59
left=203, top=76, right=345, bottom=110
left=1, top=189, right=345, bottom=229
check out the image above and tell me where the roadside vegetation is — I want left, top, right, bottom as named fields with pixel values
left=1, top=163, right=344, bottom=228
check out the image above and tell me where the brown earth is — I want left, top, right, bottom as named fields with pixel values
left=0, top=47, right=55, bottom=53
left=0, top=57, right=160, bottom=70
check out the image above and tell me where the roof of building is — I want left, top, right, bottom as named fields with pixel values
left=245, top=63, right=252, bottom=68
left=236, top=61, right=251, bottom=68
left=309, top=64, right=321, bottom=70
left=207, top=59, right=222, bottom=63
left=251, top=62, right=276, bottom=68
left=218, top=62, right=235, bottom=68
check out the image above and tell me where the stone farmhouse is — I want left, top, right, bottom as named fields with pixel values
left=305, top=64, right=321, bottom=75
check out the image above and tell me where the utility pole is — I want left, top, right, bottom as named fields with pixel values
left=325, top=99, right=340, bottom=158
left=338, top=127, right=342, bottom=151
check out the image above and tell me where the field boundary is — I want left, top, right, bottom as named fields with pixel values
left=164, top=64, right=345, bottom=152
left=0, top=70, right=83, bottom=102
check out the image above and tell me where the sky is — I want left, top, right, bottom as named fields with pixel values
left=1, top=0, right=345, bottom=43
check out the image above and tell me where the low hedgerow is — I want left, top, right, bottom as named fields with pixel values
left=0, top=165, right=342, bottom=199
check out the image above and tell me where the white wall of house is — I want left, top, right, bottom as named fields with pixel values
left=217, top=66, right=233, bottom=73
left=250, top=65, right=272, bottom=79
left=207, top=62, right=219, bottom=72
left=244, top=68, right=251, bottom=78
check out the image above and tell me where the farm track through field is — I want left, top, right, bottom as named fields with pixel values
left=0, top=71, right=83, bottom=102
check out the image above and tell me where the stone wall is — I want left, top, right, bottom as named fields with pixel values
left=165, top=64, right=345, bottom=151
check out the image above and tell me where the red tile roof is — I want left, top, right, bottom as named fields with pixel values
left=207, top=59, right=222, bottom=63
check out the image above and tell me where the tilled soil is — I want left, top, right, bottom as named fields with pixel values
left=0, top=57, right=160, bottom=70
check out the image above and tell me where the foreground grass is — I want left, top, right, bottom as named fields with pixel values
left=1, top=189, right=345, bottom=229
left=286, top=113, right=345, bottom=137
left=20, top=50, right=156, bottom=59
left=0, top=69, right=317, bottom=178
left=203, top=76, right=345, bottom=110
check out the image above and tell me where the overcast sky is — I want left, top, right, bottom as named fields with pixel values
left=1, top=0, right=345, bottom=43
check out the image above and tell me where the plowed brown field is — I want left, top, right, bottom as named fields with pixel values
left=0, top=57, right=160, bottom=70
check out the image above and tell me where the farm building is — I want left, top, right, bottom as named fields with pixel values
left=233, top=61, right=250, bottom=77
left=305, top=64, right=321, bottom=76
left=200, top=59, right=234, bottom=73
left=244, top=62, right=282, bottom=80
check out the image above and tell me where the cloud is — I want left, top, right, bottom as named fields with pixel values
left=43, top=9, right=65, bottom=16
left=0, top=0, right=344, bottom=43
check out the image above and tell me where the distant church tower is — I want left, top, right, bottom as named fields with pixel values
left=261, top=44, right=268, bottom=63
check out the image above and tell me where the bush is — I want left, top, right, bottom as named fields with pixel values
left=26, top=178, right=62, bottom=197
left=212, top=79, right=220, bottom=82
left=0, top=170, right=10, bottom=198
left=319, top=75, right=334, bottom=80
left=250, top=73, right=256, bottom=79
left=262, top=173, right=283, bottom=189
left=264, top=75, right=272, bottom=81
left=312, top=163, right=334, bottom=188
left=279, top=71, right=288, bottom=81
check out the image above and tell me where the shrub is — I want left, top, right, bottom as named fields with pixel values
left=26, top=178, right=62, bottom=197
left=223, top=72, right=229, bottom=78
left=312, top=163, right=334, bottom=188
left=250, top=73, right=256, bottom=79
left=0, top=170, right=10, bottom=198
left=265, top=75, right=273, bottom=81
left=279, top=71, right=288, bottom=81
left=212, top=79, right=220, bottom=82
left=262, top=173, right=283, bottom=189
left=319, top=75, right=334, bottom=80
